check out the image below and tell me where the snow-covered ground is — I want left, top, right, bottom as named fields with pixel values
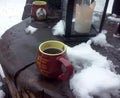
left=0, top=0, right=26, bottom=37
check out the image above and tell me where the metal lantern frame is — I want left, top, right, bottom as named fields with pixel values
left=64, top=0, right=109, bottom=41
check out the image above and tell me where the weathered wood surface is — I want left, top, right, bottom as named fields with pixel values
left=0, top=17, right=120, bottom=98
left=0, top=17, right=75, bottom=98
left=0, top=18, right=59, bottom=79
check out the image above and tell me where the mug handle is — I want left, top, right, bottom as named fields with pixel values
left=56, top=56, right=73, bottom=80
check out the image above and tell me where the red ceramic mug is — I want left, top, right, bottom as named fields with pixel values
left=31, top=1, right=47, bottom=20
left=36, top=40, right=73, bottom=80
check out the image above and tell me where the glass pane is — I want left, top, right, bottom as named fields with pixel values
left=92, top=0, right=106, bottom=32
left=74, top=0, right=96, bottom=34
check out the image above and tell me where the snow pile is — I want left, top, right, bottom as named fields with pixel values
left=67, top=42, right=113, bottom=71
left=52, top=20, right=65, bottom=36
left=70, top=66, right=120, bottom=98
left=66, top=33, right=120, bottom=98
left=90, top=30, right=113, bottom=47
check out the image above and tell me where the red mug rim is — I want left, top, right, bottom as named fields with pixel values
left=32, top=1, right=47, bottom=6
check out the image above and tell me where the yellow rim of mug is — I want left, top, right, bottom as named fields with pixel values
left=39, top=40, right=67, bottom=56
left=33, top=1, right=47, bottom=5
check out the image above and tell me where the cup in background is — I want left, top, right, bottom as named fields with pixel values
left=31, top=1, right=47, bottom=21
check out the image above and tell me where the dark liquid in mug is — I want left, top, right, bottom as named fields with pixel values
left=43, top=48, right=62, bottom=54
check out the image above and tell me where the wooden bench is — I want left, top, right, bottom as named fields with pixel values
left=0, top=17, right=120, bottom=98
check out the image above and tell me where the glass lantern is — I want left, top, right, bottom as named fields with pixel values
left=62, top=0, right=109, bottom=41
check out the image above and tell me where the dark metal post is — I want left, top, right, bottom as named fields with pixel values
left=99, top=0, right=109, bottom=32
left=65, top=0, right=75, bottom=38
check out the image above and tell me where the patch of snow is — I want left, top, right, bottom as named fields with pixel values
left=90, top=30, right=113, bottom=47
left=0, top=90, right=5, bottom=98
left=0, top=65, right=5, bottom=78
left=113, top=34, right=120, bottom=38
left=25, top=25, right=38, bottom=34
left=108, top=16, right=120, bottom=23
left=66, top=30, right=120, bottom=98
left=52, top=20, right=65, bottom=36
